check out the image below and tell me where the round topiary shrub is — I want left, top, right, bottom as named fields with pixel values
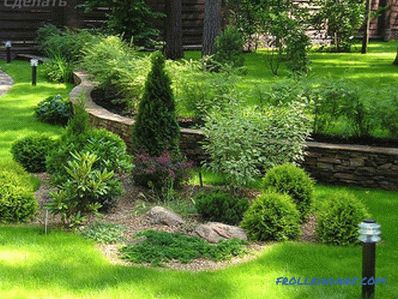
left=195, top=189, right=249, bottom=225
left=262, top=163, right=314, bottom=222
left=11, top=135, right=56, bottom=173
left=316, top=191, right=369, bottom=246
left=35, top=95, right=73, bottom=125
left=0, top=170, right=38, bottom=223
left=241, top=192, right=300, bottom=241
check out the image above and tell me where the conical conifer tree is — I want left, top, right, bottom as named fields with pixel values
left=132, top=52, right=180, bottom=157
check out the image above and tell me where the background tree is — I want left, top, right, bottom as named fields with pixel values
left=361, top=0, right=372, bottom=54
left=165, top=0, right=183, bottom=60
left=202, top=0, right=223, bottom=56
left=82, top=0, right=162, bottom=48
left=132, top=52, right=180, bottom=157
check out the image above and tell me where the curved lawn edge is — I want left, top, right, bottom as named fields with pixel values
left=0, top=70, right=14, bottom=97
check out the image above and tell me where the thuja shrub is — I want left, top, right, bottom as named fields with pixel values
left=132, top=51, right=180, bottom=157
left=241, top=192, right=300, bottom=241
left=11, top=135, right=56, bottom=173
left=262, top=163, right=314, bottom=222
left=316, top=192, right=369, bottom=246
left=0, top=170, right=38, bottom=223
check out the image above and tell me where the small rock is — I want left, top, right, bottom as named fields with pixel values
left=146, top=206, right=185, bottom=226
left=194, top=222, right=247, bottom=243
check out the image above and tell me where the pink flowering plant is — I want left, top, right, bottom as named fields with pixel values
left=133, top=151, right=193, bottom=196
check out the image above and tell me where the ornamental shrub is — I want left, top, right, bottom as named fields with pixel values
left=213, top=26, right=244, bottom=68
left=47, top=128, right=132, bottom=185
left=316, top=191, right=369, bottom=246
left=203, top=103, right=311, bottom=187
left=47, top=152, right=122, bottom=228
left=11, top=135, right=56, bottom=173
left=35, top=95, right=73, bottom=125
left=42, top=55, right=74, bottom=83
left=241, top=192, right=300, bottom=241
left=195, top=189, right=249, bottom=225
left=0, top=170, right=38, bottom=223
left=313, top=0, right=364, bottom=52
left=132, top=151, right=192, bottom=197
left=262, top=163, right=314, bottom=222
left=132, top=52, right=180, bottom=157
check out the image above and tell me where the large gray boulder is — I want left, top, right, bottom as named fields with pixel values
left=194, top=222, right=247, bottom=243
left=146, top=206, right=185, bottom=226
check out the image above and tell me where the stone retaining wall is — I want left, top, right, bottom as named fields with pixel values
left=70, top=71, right=398, bottom=190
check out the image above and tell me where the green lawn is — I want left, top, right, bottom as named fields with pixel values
left=0, top=185, right=397, bottom=299
left=0, top=60, right=71, bottom=166
left=1, top=50, right=398, bottom=298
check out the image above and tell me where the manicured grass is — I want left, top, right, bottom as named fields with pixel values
left=0, top=61, right=71, bottom=166
left=0, top=185, right=397, bottom=298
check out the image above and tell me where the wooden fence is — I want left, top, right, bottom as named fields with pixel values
left=0, top=0, right=397, bottom=56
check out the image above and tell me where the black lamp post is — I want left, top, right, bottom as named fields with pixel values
left=5, top=41, right=12, bottom=63
left=31, top=59, right=38, bottom=86
left=359, top=219, right=381, bottom=299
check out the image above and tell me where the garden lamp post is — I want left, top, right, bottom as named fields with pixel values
left=31, top=59, right=38, bottom=86
left=359, top=219, right=381, bottom=299
left=5, top=41, right=12, bottom=63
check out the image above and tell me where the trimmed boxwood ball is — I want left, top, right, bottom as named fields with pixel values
left=262, top=163, right=314, bottom=222
left=0, top=170, right=38, bottom=223
left=241, top=192, right=300, bottom=241
left=11, top=135, right=56, bottom=173
left=316, top=191, right=369, bottom=246
left=195, top=189, right=249, bottom=225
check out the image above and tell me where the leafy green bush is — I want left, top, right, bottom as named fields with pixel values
left=37, top=26, right=98, bottom=62
left=313, top=0, right=364, bottom=52
left=172, top=60, right=240, bottom=123
left=195, top=189, right=249, bottom=225
left=213, top=26, right=244, bottom=68
left=0, top=170, right=38, bottom=223
left=47, top=152, right=122, bottom=228
left=203, top=103, right=311, bottom=187
left=241, top=192, right=300, bottom=241
left=262, top=163, right=314, bottom=222
left=47, top=128, right=132, bottom=185
left=120, top=230, right=246, bottom=265
left=11, top=135, right=56, bottom=173
left=80, top=222, right=126, bottom=244
left=35, top=95, right=73, bottom=125
left=42, top=55, right=74, bottom=83
left=132, top=52, right=180, bottom=157
left=316, top=191, right=369, bottom=245
left=81, top=35, right=150, bottom=111
left=312, top=80, right=370, bottom=137
left=82, top=0, right=162, bottom=48
left=285, top=27, right=311, bottom=75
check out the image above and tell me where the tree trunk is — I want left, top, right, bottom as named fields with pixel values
left=165, top=0, right=183, bottom=60
left=361, top=0, right=371, bottom=54
left=394, top=48, right=398, bottom=65
left=202, top=0, right=222, bottom=56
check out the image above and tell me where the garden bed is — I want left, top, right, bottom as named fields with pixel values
left=70, top=71, right=398, bottom=190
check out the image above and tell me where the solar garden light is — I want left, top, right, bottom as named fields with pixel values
left=30, top=59, right=38, bottom=86
left=359, top=219, right=381, bottom=299
left=5, top=41, right=12, bottom=63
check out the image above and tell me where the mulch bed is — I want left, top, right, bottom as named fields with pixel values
left=32, top=173, right=317, bottom=271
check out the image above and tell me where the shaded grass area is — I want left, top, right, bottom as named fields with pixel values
left=0, top=185, right=397, bottom=298
left=0, top=60, right=71, bottom=164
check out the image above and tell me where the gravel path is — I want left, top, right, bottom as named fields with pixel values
left=0, top=70, right=13, bottom=96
